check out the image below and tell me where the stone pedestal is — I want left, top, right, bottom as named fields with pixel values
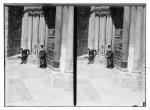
left=65, top=6, right=74, bottom=73
left=53, top=6, right=63, bottom=69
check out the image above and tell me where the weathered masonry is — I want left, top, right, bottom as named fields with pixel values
left=77, top=5, right=146, bottom=90
left=87, top=6, right=146, bottom=74
left=5, top=5, right=74, bottom=73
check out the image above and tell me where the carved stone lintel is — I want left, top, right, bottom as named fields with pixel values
left=91, top=6, right=110, bottom=16
left=24, top=7, right=43, bottom=16
left=28, top=10, right=43, bottom=16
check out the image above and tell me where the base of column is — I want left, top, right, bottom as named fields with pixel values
left=64, top=70, right=73, bottom=74
left=47, top=64, right=61, bottom=72
left=112, top=68, right=145, bottom=91
left=53, top=61, right=60, bottom=68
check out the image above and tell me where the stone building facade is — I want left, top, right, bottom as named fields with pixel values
left=87, top=5, right=146, bottom=90
left=5, top=5, right=74, bottom=73
left=5, top=4, right=146, bottom=90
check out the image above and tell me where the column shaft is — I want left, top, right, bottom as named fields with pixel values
left=94, top=16, right=100, bottom=51
left=128, top=6, right=137, bottom=71
left=112, top=17, right=116, bottom=52
left=65, top=6, right=74, bottom=73
left=24, top=13, right=28, bottom=49
left=53, top=6, right=63, bottom=69
left=107, top=14, right=113, bottom=46
left=60, top=6, right=69, bottom=72
left=32, top=15, right=40, bottom=55
left=121, top=6, right=130, bottom=68
left=88, top=17, right=92, bottom=49
left=99, top=15, right=103, bottom=55
left=39, top=14, right=46, bottom=46
left=101, top=15, right=106, bottom=55
left=21, top=14, right=25, bottom=49
left=133, top=6, right=144, bottom=72
left=45, top=23, right=48, bottom=52
left=141, top=6, right=146, bottom=73
left=28, top=15, right=33, bottom=53
left=5, top=6, right=9, bottom=57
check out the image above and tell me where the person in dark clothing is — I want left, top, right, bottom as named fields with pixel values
left=106, top=45, right=114, bottom=69
left=87, top=48, right=97, bottom=64
left=39, top=45, right=47, bottom=68
left=20, top=48, right=30, bottom=64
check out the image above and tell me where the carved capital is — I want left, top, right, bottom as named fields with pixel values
left=91, top=6, right=111, bottom=16
left=24, top=6, right=43, bottom=16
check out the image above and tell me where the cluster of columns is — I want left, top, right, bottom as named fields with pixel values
left=21, top=6, right=74, bottom=73
left=88, top=6, right=114, bottom=55
left=88, top=5, right=146, bottom=74
left=127, top=5, right=146, bottom=74
left=21, top=7, right=48, bottom=56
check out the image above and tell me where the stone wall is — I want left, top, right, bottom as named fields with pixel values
left=77, top=6, right=90, bottom=56
left=7, top=6, right=24, bottom=57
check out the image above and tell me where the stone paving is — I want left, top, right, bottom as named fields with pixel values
left=5, top=54, right=145, bottom=107
left=5, top=55, right=73, bottom=106
left=77, top=57, right=145, bottom=106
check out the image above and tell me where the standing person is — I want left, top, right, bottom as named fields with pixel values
left=20, top=48, right=30, bottom=64
left=106, top=45, right=114, bottom=68
left=39, top=45, right=47, bottom=68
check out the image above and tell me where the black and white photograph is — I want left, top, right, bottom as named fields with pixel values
left=3, top=3, right=146, bottom=107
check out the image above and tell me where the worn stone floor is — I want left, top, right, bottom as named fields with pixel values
left=5, top=55, right=73, bottom=106
left=77, top=57, right=145, bottom=106
left=5, top=54, right=145, bottom=107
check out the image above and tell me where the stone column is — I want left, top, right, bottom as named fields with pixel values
left=65, top=6, right=74, bottom=73
left=99, top=14, right=103, bottom=55
left=88, top=16, right=92, bottom=49
left=5, top=6, right=9, bottom=57
left=90, top=6, right=95, bottom=49
left=106, top=13, right=113, bottom=46
left=60, top=6, right=69, bottom=72
left=39, top=13, right=46, bottom=47
left=32, top=15, right=40, bottom=55
left=128, top=6, right=137, bottom=72
left=28, top=14, right=33, bottom=53
left=53, top=6, right=63, bottom=69
left=112, top=17, right=116, bottom=53
left=94, top=15, right=100, bottom=52
left=101, top=15, right=107, bottom=55
left=45, top=23, right=48, bottom=53
left=21, top=14, right=25, bottom=49
left=133, top=6, right=144, bottom=73
left=24, top=12, right=29, bottom=49
left=141, top=5, right=146, bottom=73
left=121, top=6, right=130, bottom=69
